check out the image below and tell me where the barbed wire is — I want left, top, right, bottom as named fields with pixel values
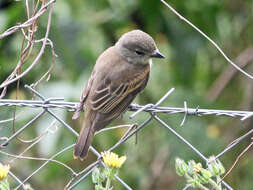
left=0, top=85, right=133, bottom=190
left=1, top=0, right=253, bottom=189
left=1, top=85, right=253, bottom=189
left=1, top=96, right=252, bottom=121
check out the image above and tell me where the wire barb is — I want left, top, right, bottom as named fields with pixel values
left=1, top=1, right=252, bottom=189
left=1, top=84, right=252, bottom=190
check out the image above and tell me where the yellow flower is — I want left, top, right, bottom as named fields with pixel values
left=193, top=163, right=202, bottom=173
left=101, top=151, right=126, bottom=169
left=0, top=163, right=10, bottom=180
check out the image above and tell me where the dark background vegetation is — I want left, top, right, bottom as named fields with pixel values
left=1, top=0, right=253, bottom=189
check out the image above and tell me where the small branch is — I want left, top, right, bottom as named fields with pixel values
left=0, top=5, right=54, bottom=90
left=160, top=0, right=253, bottom=79
left=0, top=147, right=76, bottom=175
left=220, top=138, right=253, bottom=182
left=207, top=47, right=253, bottom=101
left=1, top=98, right=253, bottom=120
left=0, top=0, right=56, bottom=39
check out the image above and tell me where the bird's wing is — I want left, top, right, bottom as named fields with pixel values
left=72, top=71, right=95, bottom=119
left=89, top=65, right=149, bottom=115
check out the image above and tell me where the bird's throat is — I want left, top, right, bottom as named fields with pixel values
left=149, top=59, right=152, bottom=68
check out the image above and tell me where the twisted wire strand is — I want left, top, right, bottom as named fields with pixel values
left=1, top=85, right=253, bottom=190
left=1, top=99, right=253, bottom=120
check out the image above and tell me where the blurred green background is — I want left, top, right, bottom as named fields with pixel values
left=1, top=0, right=253, bottom=189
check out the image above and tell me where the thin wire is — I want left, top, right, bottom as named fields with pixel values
left=13, top=144, right=76, bottom=190
left=1, top=0, right=247, bottom=189
left=23, top=85, right=132, bottom=190
left=160, top=0, right=253, bottom=80
left=152, top=114, right=234, bottom=190
left=2, top=85, right=250, bottom=190
left=1, top=99, right=253, bottom=120
left=1, top=110, right=46, bottom=147
left=216, top=128, right=253, bottom=159
left=153, top=114, right=208, bottom=162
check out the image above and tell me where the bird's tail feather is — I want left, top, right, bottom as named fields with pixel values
left=74, top=125, right=94, bottom=159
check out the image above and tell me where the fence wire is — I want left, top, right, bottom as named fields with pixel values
left=1, top=0, right=253, bottom=189
left=1, top=85, right=253, bottom=190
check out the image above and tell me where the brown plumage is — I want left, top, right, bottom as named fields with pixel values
left=73, top=30, right=165, bottom=159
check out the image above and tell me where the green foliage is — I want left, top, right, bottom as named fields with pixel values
left=175, top=157, right=225, bottom=190
left=1, top=0, right=253, bottom=189
left=0, top=179, right=10, bottom=190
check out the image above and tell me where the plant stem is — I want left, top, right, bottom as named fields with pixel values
left=216, top=175, right=222, bottom=189
left=209, top=178, right=222, bottom=190
left=105, top=177, right=111, bottom=190
left=0, top=179, right=10, bottom=190
left=185, top=174, right=209, bottom=190
left=198, top=183, right=209, bottom=190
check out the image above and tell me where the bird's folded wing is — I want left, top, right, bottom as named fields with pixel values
left=90, top=68, right=149, bottom=114
left=72, top=71, right=95, bottom=119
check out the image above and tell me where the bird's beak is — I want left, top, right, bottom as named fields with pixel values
left=151, top=49, right=165, bottom=59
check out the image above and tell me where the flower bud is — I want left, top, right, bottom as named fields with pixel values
left=188, top=160, right=197, bottom=175
left=175, top=158, right=188, bottom=176
left=92, top=167, right=105, bottom=184
left=187, top=174, right=201, bottom=188
left=193, top=163, right=202, bottom=173
left=199, top=168, right=212, bottom=183
left=208, top=156, right=225, bottom=176
left=0, top=163, right=9, bottom=181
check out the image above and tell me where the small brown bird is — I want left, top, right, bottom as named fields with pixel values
left=73, top=30, right=165, bottom=159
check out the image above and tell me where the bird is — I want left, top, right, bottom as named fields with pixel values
left=72, top=29, right=165, bottom=159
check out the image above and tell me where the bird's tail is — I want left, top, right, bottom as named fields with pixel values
left=74, top=124, right=94, bottom=160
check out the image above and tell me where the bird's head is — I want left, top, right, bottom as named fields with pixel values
left=115, top=30, right=165, bottom=65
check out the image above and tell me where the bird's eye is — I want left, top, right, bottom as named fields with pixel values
left=135, top=50, right=144, bottom=55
